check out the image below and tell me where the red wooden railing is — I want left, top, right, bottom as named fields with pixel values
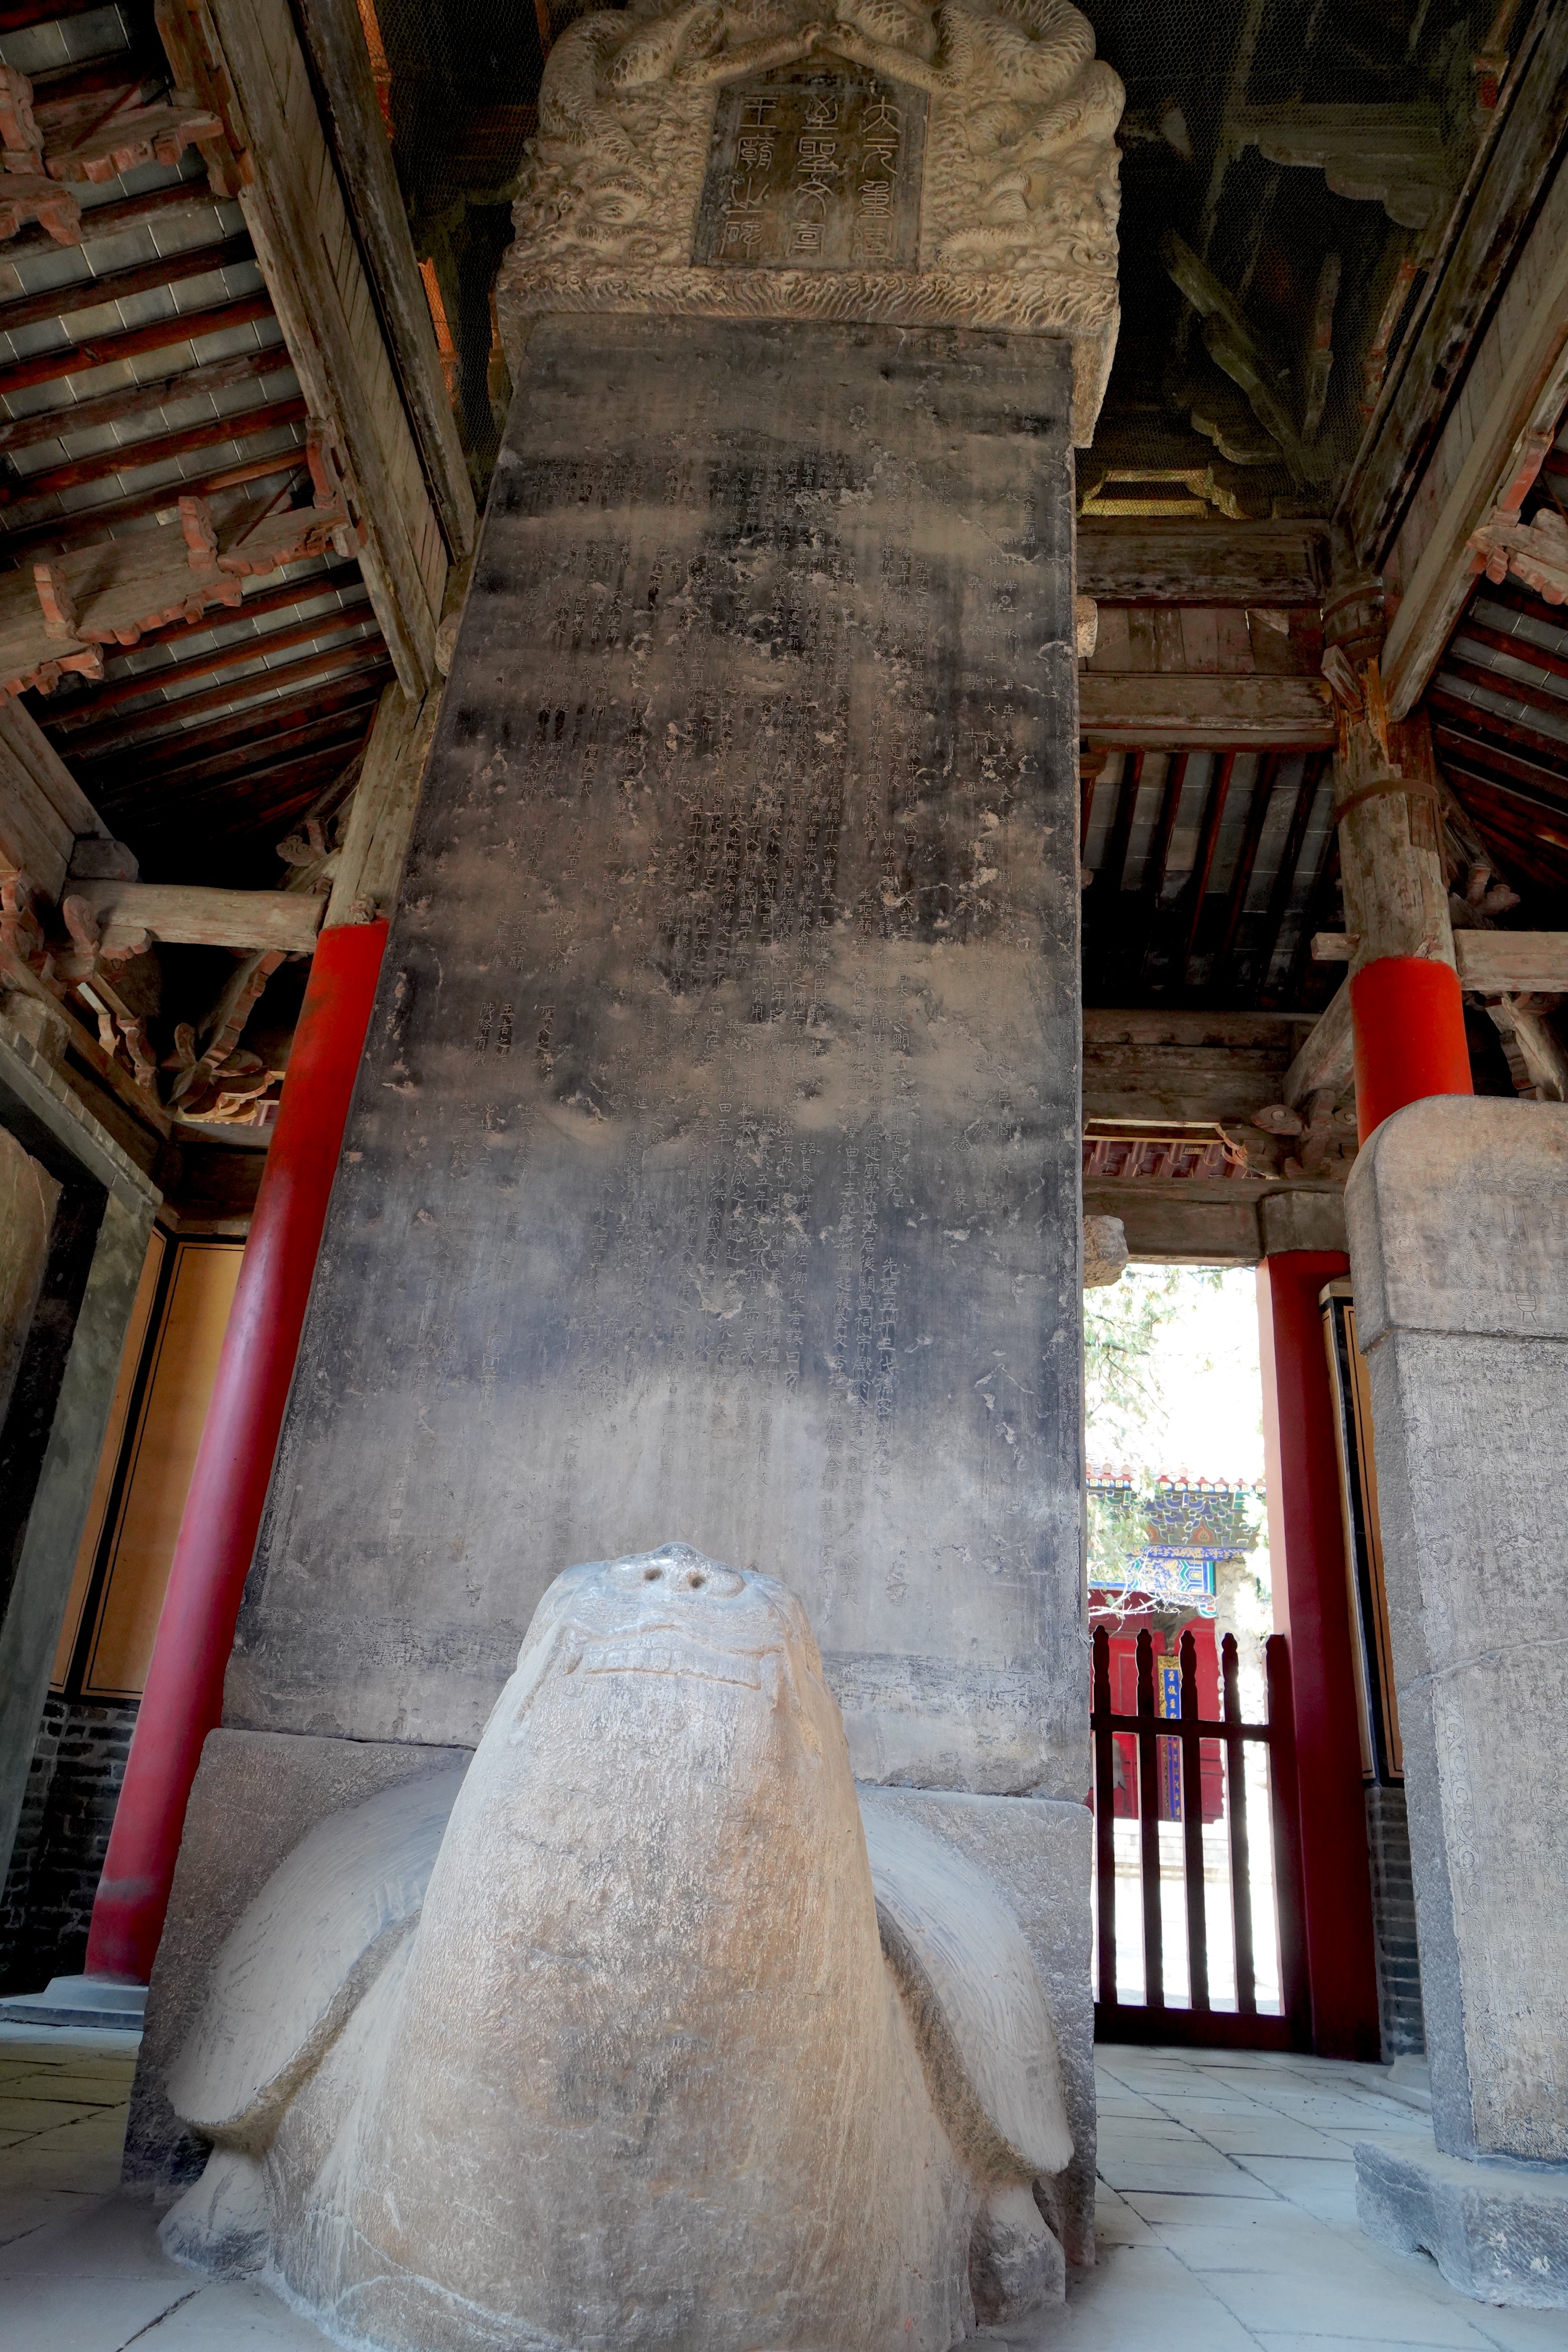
left=1092, top=1625, right=1311, bottom=2051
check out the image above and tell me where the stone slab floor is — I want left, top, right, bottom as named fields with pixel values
left=2, top=2026, right=1563, bottom=2349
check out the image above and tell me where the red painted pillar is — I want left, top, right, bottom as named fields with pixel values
left=85, top=920, right=387, bottom=1985
left=1256, top=1250, right=1381, bottom=2060
left=1350, top=955, right=1472, bottom=1142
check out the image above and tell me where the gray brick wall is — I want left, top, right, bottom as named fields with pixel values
left=1366, top=1781, right=1425, bottom=2059
left=0, top=1694, right=139, bottom=1994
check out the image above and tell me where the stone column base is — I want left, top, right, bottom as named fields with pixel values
left=1356, top=2128, right=1568, bottom=2308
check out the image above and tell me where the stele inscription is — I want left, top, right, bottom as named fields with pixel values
left=692, top=69, right=926, bottom=272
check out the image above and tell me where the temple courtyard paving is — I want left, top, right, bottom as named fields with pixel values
left=1, top=2026, right=1562, bottom=2350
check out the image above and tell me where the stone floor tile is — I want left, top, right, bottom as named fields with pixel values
left=995, top=2242, right=1269, bottom=2349
left=0, top=2191, right=186, bottom=2281
left=0, top=2273, right=201, bottom=2352
left=1096, top=2142, right=1279, bottom=2196
left=1461, top=2304, right=1568, bottom=2351
left=0, top=2188, right=110, bottom=2247
left=1131, top=2204, right=1350, bottom=2273
left=1182, top=2113, right=1348, bottom=2158
left=137, top=2279, right=342, bottom=2347
left=0, top=2142, right=128, bottom=2194
left=1226, top=2153, right=1362, bottom=2221
left=0, top=2097, right=103, bottom=2130
left=1090, top=2184, right=1154, bottom=2249
left=1250, top=2338, right=1495, bottom=2352
left=1203, top=2266, right=1497, bottom=2344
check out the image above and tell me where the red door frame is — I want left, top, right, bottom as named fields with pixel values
left=1256, top=1250, right=1381, bottom=2060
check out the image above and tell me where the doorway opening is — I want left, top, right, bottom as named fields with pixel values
left=1085, top=1266, right=1306, bottom=2047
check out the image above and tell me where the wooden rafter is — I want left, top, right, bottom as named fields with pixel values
left=1214, top=753, right=1278, bottom=987
left=0, top=348, right=289, bottom=456
left=50, top=640, right=390, bottom=753
left=79, top=665, right=388, bottom=789
left=6, top=391, right=305, bottom=505
left=0, top=229, right=254, bottom=337
left=0, top=291, right=274, bottom=398
left=49, top=593, right=374, bottom=725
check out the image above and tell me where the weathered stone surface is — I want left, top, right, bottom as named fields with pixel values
left=1356, top=2126, right=1568, bottom=2309
left=126, top=1727, right=471, bottom=2197
left=164, top=1550, right=1074, bottom=2350
left=861, top=1782, right=1095, bottom=2266
left=1345, top=1097, right=1568, bottom=2171
left=231, top=312, right=1084, bottom=1803
left=1082, top=1213, right=1126, bottom=1287
left=501, top=0, right=1123, bottom=442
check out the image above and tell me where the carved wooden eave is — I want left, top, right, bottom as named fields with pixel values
left=497, top=0, right=1125, bottom=446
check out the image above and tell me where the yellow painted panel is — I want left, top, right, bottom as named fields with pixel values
left=82, top=1240, right=244, bottom=1699
left=50, top=1226, right=168, bottom=1689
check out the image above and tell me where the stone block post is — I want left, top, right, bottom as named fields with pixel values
left=1347, top=1096, right=1568, bottom=2305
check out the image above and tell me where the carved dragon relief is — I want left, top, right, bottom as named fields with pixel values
left=502, top=0, right=1124, bottom=442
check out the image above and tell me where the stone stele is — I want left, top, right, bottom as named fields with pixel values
left=160, top=1547, right=1074, bottom=2351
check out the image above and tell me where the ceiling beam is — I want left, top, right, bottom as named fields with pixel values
left=1346, top=2, right=1568, bottom=565
left=1076, top=521, right=1329, bottom=608
left=66, top=879, right=324, bottom=954
left=1380, top=146, right=1568, bottom=718
left=1079, top=674, right=1335, bottom=748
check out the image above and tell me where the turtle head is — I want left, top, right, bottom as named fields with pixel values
left=498, top=1543, right=838, bottom=1750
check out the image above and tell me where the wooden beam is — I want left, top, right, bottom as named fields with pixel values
left=0, top=291, right=274, bottom=400
left=1182, top=752, right=1237, bottom=971
left=4, top=177, right=228, bottom=259
left=1079, top=674, right=1336, bottom=748
left=290, top=0, right=474, bottom=565
left=1428, top=683, right=1568, bottom=775
left=0, top=230, right=254, bottom=338
left=326, top=678, right=439, bottom=923
left=1215, top=753, right=1278, bottom=981
left=0, top=698, right=110, bottom=900
left=1486, top=993, right=1568, bottom=1099
left=68, top=879, right=324, bottom=953
left=1433, top=720, right=1568, bottom=806
left=1076, top=521, right=1329, bottom=608
left=1455, top=931, right=1568, bottom=992
left=172, top=0, right=450, bottom=692
left=1257, top=756, right=1325, bottom=1004
left=1380, top=114, right=1568, bottom=716
left=1283, top=981, right=1354, bottom=1109
left=120, top=705, right=372, bottom=799
left=1347, top=1, right=1568, bottom=563
left=1081, top=1180, right=1262, bottom=1265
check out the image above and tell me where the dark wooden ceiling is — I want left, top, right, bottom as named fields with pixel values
left=0, top=0, right=390, bottom=890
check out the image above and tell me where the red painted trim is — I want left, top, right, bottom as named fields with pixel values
left=1256, top=1252, right=1381, bottom=2061
left=84, top=921, right=387, bottom=1985
left=1350, top=955, right=1472, bottom=1142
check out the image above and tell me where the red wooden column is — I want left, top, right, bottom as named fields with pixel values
left=1256, top=1250, right=1381, bottom=2060
left=85, top=920, right=388, bottom=1986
